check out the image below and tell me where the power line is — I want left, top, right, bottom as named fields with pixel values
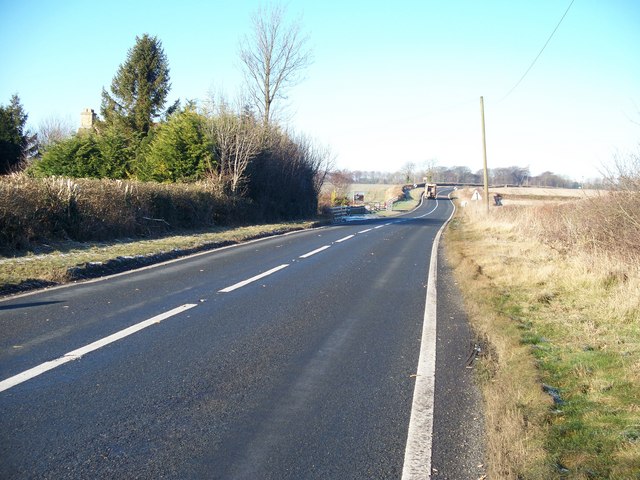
left=499, top=0, right=576, bottom=102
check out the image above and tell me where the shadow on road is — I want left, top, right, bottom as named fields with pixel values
left=0, top=300, right=64, bottom=311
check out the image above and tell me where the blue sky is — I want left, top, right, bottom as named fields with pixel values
left=1, top=0, right=638, bottom=179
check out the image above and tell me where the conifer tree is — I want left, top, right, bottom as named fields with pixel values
left=100, top=34, right=172, bottom=137
left=0, top=94, right=37, bottom=174
left=138, top=106, right=212, bottom=182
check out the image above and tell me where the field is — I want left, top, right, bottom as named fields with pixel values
left=489, top=186, right=603, bottom=206
left=446, top=186, right=640, bottom=479
left=321, top=182, right=424, bottom=215
left=321, top=182, right=404, bottom=204
left=491, top=186, right=598, bottom=197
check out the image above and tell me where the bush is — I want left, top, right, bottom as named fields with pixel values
left=31, top=129, right=132, bottom=179
left=0, top=175, right=249, bottom=254
left=0, top=176, right=78, bottom=250
left=511, top=151, right=640, bottom=265
left=534, top=192, right=640, bottom=263
left=137, top=108, right=213, bottom=182
left=245, top=129, right=322, bottom=221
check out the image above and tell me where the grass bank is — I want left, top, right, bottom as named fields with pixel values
left=375, top=186, right=423, bottom=217
left=389, top=186, right=423, bottom=212
left=0, top=221, right=317, bottom=296
left=445, top=187, right=640, bottom=479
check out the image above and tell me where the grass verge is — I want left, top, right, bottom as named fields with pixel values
left=377, top=187, right=423, bottom=216
left=445, top=188, right=640, bottom=479
left=0, top=221, right=318, bottom=296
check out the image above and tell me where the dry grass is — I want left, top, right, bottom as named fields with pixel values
left=0, top=221, right=316, bottom=295
left=321, top=182, right=404, bottom=204
left=0, top=174, right=250, bottom=254
left=380, top=186, right=422, bottom=215
left=446, top=187, right=640, bottom=479
left=491, top=186, right=601, bottom=198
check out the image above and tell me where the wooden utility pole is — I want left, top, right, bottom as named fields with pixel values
left=480, top=96, right=490, bottom=213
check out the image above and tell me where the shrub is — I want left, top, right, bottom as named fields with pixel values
left=137, top=108, right=213, bottom=182
left=32, top=133, right=101, bottom=178
left=31, top=129, right=132, bottom=179
left=537, top=192, right=640, bottom=263
left=0, top=175, right=249, bottom=254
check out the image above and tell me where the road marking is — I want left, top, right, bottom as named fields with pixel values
left=299, top=245, right=331, bottom=259
left=335, top=235, right=354, bottom=243
left=219, top=264, right=290, bottom=292
left=358, top=228, right=373, bottom=234
left=374, top=225, right=385, bottom=229
left=0, top=303, right=198, bottom=393
left=0, top=222, right=327, bottom=304
left=402, top=194, right=455, bottom=480
left=418, top=201, right=439, bottom=218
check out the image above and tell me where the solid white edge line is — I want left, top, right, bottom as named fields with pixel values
left=401, top=193, right=456, bottom=480
left=335, top=235, right=355, bottom=243
left=219, top=264, right=290, bottom=292
left=0, top=303, right=198, bottom=393
left=421, top=201, right=439, bottom=217
left=298, top=245, right=331, bottom=259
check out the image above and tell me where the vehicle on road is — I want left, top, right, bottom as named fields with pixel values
left=425, top=183, right=437, bottom=199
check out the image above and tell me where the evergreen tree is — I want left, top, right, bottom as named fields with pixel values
left=100, top=34, right=172, bottom=137
left=138, top=107, right=213, bottom=182
left=0, top=94, right=37, bottom=174
left=32, top=133, right=102, bottom=178
left=96, top=125, right=132, bottom=178
left=32, top=128, right=130, bottom=179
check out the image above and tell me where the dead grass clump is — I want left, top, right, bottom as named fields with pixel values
left=0, top=175, right=78, bottom=250
left=384, top=184, right=406, bottom=205
left=0, top=175, right=249, bottom=254
left=517, top=192, right=640, bottom=265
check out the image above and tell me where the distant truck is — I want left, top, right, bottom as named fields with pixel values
left=425, top=183, right=437, bottom=199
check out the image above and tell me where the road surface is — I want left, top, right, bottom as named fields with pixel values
left=0, top=190, right=484, bottom=479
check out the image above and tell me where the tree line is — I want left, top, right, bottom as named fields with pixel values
left=332, top=163, right=597, bottom=189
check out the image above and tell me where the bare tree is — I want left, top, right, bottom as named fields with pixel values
left=37, top=115, right=74, bottom=150
left=608, top=148, right=640, bottom=192
left=239, top=4, right=312, bottom=124
left=299, top=134, right=335, bottom=199
left=401, top=162, right=416, bottom=183
left=420, top=158, right=438, bottom=182
left=329, top=170, right=352, bottom=201
left=284, top=131, right=334, bottom=211
left=205, top=94, right=264, bottom=195
left=510, top=166, right=530, bottom=186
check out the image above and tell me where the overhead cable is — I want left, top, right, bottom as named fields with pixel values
left=499, top=0, right=576, bottom=102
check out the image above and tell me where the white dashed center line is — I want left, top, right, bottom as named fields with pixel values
left=219, top=264, right=290, bottom=292
left=0, top=303, right=198, bottom=393
left=335, top=235, right=355, bottom=243
left=299, top=245, right=331, bottom=259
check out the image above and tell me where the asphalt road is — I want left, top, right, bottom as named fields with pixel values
left=0, top=191, right=484, bottom=479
